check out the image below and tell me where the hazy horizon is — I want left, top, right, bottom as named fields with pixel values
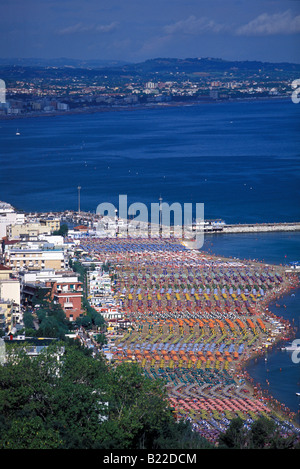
left=1, top=1, right=300, bottom=64
left=1, top=55, right=300, bottom=67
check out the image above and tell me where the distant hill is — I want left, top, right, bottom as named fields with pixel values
left=1, top=56, right=300, bottom=73
left=118, top=57, right=300, bottom=74
left=0, top=57, right=130, bottom=69
left=1, top=57, right=299, bottom=86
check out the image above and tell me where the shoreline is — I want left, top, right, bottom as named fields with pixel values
left=0, top=95, right=290, bottom=122
left=2, top=92, right=299, bottom=436
left=246, top=283, right=300, bottom=420
left=204, top=247, right=300, bottom=424
left=173, top=242, right=300, bottom=424
left=93, top=234, right=300, bottom=433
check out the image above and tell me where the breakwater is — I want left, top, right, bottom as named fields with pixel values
left=36, top=210, right=300, bottom=237
left=214, top=222, right=300, bottom=234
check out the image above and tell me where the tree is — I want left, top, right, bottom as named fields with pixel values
left=218, top=417, right=247, bottom=449
left=80, top=298, right=105, bottom=330
left=248, top=416, right=276, bottom=448
left=2, top=417, right=62, bottom=449
left=0, top=344, right=214, bottom=449
left=153, top=419, right=214, bottom=449
left=218, top=415, right=299, bottom=449
left=23, top=311, right=35, bottom=330
left=35, top=301, right=70, bottom=339
left=98, top=362, right=168, bottom=449
left=95, top=333, right=107, bottom=348
left=99, top=362, right=211, bottom=449
left=25, top=285, right=52, bottom=310
left=1, top=342, right=297, bottom=450
left=75, top=315, right=92, bottom=329
left=53, top=224, right=68, bottom=237
left=38, top=316, right=63, bottom=338
left=249, top=416, right=298, bottom=449
left=0, top=342, right=107, bottom=449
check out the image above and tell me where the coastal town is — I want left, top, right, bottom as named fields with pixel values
left=1, top=57, right=299, bottom=118
left=0, top=199, right=299, bottom=444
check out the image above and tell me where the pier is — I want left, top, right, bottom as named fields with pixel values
left=31, top=210, right=300, bottom=237
left=190, top=221, right=300, bottom=235
left=220, top=222, right=300, bottom=234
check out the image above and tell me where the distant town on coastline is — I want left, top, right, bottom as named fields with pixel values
left=1, top=57, right=299, bottom=118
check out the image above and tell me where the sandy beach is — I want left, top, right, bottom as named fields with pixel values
left=78, top=236, right=300, bottom=443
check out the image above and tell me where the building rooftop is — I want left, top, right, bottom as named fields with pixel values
left=0, top=201, right=14, bottom=212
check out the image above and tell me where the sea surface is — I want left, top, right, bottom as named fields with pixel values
left=204, top=232, right=300, bottom=418
left=0, top=99, right=300, bottom=222
left=0, top=98, right=299, bottom=416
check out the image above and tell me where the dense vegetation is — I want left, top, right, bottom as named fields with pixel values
left=0, top=342, right=212, bottom=449
left=0, top=341, right=299, bottom=450
left=218, top=416, right=299, bottom=449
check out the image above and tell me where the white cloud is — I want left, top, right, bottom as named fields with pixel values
left=162, top=11, right=300, bottom=39
left=95, top=22, right=118, bottom=33
left=58, top=21, right=118, bottom=35
left=163, top=15, right=228, bottom=35
left=58, top=23, right=94, bottom=35
left=236, top=10, right=300, bottom=36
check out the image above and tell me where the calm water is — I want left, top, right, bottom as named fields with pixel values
left=0, top=99, right=299, bottom=223
left=1, top=98, right=299, bottom=414
left=204, top=232, right=300, bottom=416
left=245, top=285, right=300, bottom=418
left=203, top=231, right=300, bottom=266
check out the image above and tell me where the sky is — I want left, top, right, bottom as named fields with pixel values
left=1, top=0, right=300, bottom=64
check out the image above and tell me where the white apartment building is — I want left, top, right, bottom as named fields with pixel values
left=88, top=269, right=115, bottom=308
left=20, top=269, right=79, bottom=288
left=0, top=201, right=25, bottom=239
left=7, top=222, right=51, bottom=239
left=4, top=241, right=66, bottom=271
left=0, top=265, right=20, bottom=306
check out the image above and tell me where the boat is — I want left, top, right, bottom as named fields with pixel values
left=16, top=129, right=20, bottom=135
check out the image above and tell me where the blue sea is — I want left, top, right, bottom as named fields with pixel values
left=0, top=98, right=299, bottom=416
left=205, top=232, right=300, bottom=417
left=1, top=99, right=300, bottom=222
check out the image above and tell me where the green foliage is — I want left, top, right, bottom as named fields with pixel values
left=0, top=343, right=211, bottom=450
left=23, top=311, right=35, bottom=329
left=35, top=301, right=70, bottom=339
left=53, top=224, right=68, bottom=237
left=0, top=342, right=106, bottom=449
left=23, top=298, right=71, bottom=339
left=1, top=417, right=62, bottom=449
left=96, top=362, right=212, bottom=450
left=153, top=419, right=214, bottom=449
left=30, top=286, right=51, bottom=307
left=71, top=261, right=105, bottom=329
left=218, top=417, right=247, bottom=449
left=249, top=416, right=277, bottom=448
left=94, top=333, right=107, bottom=347
left=218, top=415, right=299, bottom=449
left=72, top=260, right=86, bottom=284
left=0, top=342, right=298, bottom=450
